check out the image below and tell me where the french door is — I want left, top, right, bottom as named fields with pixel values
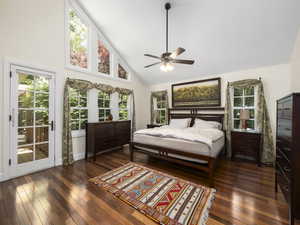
left=9, top=65, right=55, bottom=178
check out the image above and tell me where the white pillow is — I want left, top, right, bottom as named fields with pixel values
left=193, top=119, right=222, bottom=130
left=169, top=118, right=191, bottom=129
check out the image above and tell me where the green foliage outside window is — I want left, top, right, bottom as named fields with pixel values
left=119, top=94, right=128, bottom=120
left=155, top=95, right=167, bottom=125
left=70, top=88, right=88, bottom=130
left=98, top=91, right=111, bottom=121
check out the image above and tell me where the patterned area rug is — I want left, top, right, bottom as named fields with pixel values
left=90, top=163, right=215, bottom=225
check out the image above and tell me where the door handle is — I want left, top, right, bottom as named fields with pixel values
left=50, top=121, right=54, bottom=131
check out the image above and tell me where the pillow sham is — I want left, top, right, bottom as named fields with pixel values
left=193, top=118, right=222, bottom=130
left=169, top=118, right=191, bottom=129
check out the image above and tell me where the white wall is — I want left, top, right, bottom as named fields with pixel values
left=291, top=30, right=300, bottom=92
left=0, top=0, right=150, bottom=179
left=149, top=64, right=291, bottom=140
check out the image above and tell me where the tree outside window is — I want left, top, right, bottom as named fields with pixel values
left=155, top=95, right=167, bottom=125
left=98, top=91, right=111, bottom=121
left=118, top=64, right=128, bottom=80
left=97, top=40, right=110, bottom=74
left=119, top=94, right=129, bottom=120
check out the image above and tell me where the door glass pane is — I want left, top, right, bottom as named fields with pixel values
left=35, top=127, right=49, bottom=143
left=18, top=110, right=34, bottom=127
left=35, top=143, right=49, bottom=160
left=18, top=74, right=34, bottom=91
left=18, top=128, right=34, bottom=145
left=18, top=91, right=34, bottom=108
left=35, top=93, right=49, bottom=108
left=35, top=76, right=49, bottom=92
left=18, top=145, right=34, bottom=164
left=35, top=110, right=49, bottom=125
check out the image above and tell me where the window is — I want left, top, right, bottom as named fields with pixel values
left=154, top=95, right=167, bottom=125
left=98, top=91, right=111, bottom=121
left=118, top=64, right=128, bottom=80
left=119, top=94, right=129, bottom=120
left=233, top=87, right=256, bottom=130
left=69, top=9, right=88, bottom=69
left=97, top=39, right=110, bottom=74
left=70, top=88, right=88, bottom=130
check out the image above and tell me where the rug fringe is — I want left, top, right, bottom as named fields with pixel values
left=198, top=189, right=216, bottom=225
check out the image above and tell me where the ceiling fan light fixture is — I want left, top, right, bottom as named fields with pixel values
left=160, top=62, right=174, bottom=72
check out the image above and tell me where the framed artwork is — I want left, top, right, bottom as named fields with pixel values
left=172, top=78, right=221, bottom=107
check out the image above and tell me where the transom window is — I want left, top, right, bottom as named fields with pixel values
left=233, top=87, right=256, bottom=130
left=98, top=91, right=111, bottom=121
left=70, top=88, right=88, bottom=130
left=118, top=64, right=128, bottom=80
left=97, top=39, right=110, bottom=75
left=155, top=95, right=167, bottom=125
left=119, top=94, right=129, bottom=120
left=69, top=9, right=88, bottom=69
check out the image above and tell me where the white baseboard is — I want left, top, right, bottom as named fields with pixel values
left=74, top=152, right=85, bottom=161
left=0, top=173, right=4, bottom=182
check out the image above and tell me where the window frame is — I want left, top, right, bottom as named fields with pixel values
left=98, top=91, right=111, bottom=121
left=69, top=88, right=88, bottom=137
left=154, top=96, right=167, bottom=125
left=232, top=87, right=256, bottom=131
left=65, top=0, right=131, bottom=82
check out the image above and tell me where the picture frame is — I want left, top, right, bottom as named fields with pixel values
left=172, top=78, right=221, bottom=108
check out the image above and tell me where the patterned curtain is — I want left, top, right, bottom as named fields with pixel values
left=150, top=90, right=169, bottom=124
left=224, top=79, right=275, bottom=164
left=63, top=78, right=136, bottom=166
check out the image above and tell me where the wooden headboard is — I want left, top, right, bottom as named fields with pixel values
left=168, top=108, right=224, bottom=128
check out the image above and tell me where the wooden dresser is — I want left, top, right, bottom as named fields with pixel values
left=85, top=120, right=131, bottom=161
left=231, top=130, right=261, bottom=166
left=276, top=93, right=300, bottom=225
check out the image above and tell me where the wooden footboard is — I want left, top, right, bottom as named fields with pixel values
left=130, top=141, right=221, bottom=187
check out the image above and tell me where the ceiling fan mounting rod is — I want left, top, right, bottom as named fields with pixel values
left=165, top=2, right=171, bottom=53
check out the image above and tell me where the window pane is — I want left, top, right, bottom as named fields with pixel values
left=80, top=109, right=88, bottom=119
left=245, top=97, right=254, bottom=107
left=234, top=97, right=242, bottom=107
left=234, top=120, right=240, bottom=129
left=234, top=88, right=243, bottom=96
left=35, top=127, right=49, bottom=143
left=104, top=100, right=110, bottom=108
left=69, top=9, right=88, bottom=69
left=71, top=121, right=79, bottom=130
left=35, top=143, right=48, bottom=160
left=98, top=99, right=104, bottom=107
left=18, top=128, right=34, bottom=146
left=80, top=97, right=87, bottom=107
left=18, top=91, right=34, bottom=108
left=35, top=76, right=49, bottom=92
left=35, top=110, right=49, bottom=125
left=99, top=109, right=104, bottom=117
left=70, top=96, right=79, bottom=107
left=247, top=120, right=255, bottom=129
left=233, top=109, right=240, bottom=119
left=18, top=74, right=34, bottom=91
left=71, top=109, right=79, bottom=120
left=35, top=93, right=49, bottom=108
left=19, top=110, right=33, bottom=127
left=79, top=90, right=87, bottom=98
left=244, top=87, right=254, bottom=96
left=80, top=120, right=87, bottom=130
left=18, top=146, right=33, bottom=164
left=98, top=40, right=110, bottom=74
left=118, top=64, right=128, bottom=79
left=249, top=109, right=255, bottom=119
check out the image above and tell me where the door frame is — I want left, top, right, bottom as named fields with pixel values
left=2, top=58, right=57, bottom=181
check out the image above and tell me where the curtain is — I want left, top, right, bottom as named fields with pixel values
left=150, top=90, right=169, bottom=124
left=224, top=79, right=275, bottom=164
left=62, top=78, right=136, bottom=166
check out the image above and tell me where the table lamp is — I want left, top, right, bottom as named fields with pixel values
left=240, top=109, right=250, bottom=130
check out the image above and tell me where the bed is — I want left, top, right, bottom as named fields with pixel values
left=130, top=108, right=226, bottom=186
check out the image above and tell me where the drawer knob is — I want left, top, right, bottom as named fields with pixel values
left=284, top=167, right=291, bottom=173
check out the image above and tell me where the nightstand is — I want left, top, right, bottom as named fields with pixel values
left=147, top=124, right=162, bottom=129
left=231, top=130, right=261, bottom=166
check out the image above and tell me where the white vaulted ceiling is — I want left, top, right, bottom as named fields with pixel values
left=78, top=0, right=300, bottom=84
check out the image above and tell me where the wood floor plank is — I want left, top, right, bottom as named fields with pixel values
left=0, top=148, right=299, bottom=225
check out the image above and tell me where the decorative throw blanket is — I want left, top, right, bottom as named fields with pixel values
left=134, top=127, right=224, bottom=149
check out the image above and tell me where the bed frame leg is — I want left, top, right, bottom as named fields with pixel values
left=129, top=142, right=134, bottom=162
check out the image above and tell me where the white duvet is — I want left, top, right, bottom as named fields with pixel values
left=134, top=126, right=224, bottom=149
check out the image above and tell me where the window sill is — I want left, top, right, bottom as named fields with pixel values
left=65, top=65, right=131, bottom=83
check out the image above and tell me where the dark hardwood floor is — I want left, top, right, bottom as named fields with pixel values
left=0, top=147, right=299, bottom=225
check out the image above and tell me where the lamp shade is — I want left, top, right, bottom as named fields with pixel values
left=240, top=109, right=250, bottom=120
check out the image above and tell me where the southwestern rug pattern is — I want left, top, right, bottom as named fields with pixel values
left=89, top=163, right=215, bottom=225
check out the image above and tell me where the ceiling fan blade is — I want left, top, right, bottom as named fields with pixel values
left=144, top=54, right=161, bottom=59
left=173, top=59, right=195, bottom=65
left=144, top=62, right=161, bottom=68
left=170, top=47, right=185, bottom=58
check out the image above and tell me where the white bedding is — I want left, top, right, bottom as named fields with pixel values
left=133, top=126, right=225, bottom=163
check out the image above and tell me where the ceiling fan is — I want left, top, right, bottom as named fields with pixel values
left=144, top=2, right=195, bottom=72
